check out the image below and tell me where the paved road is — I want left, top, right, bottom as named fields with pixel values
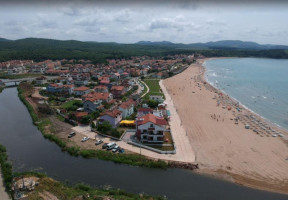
left=0, top=170, right=10, bottom=200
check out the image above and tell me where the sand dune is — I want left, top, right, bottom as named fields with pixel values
left=162, top=58, right=288, bottom=194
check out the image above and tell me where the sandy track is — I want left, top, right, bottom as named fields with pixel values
left=162, top=59, right=288, bottom=194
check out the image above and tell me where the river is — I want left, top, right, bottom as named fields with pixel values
left=0, top=87, right=287, bottom=200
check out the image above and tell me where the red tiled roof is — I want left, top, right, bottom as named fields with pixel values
left=119, top=101, right=133, bottom=109
left=74, top=112, right=88, bottom=118
left=83, top=92, right=110, bottom=101
left=100, top=80, right=110, bottom=84
left=111, top=85, right=124, bottom=91
left=137, top=113, right=167, bottom=126
left=63, top=84, right=74, bottom=88
left=100, top=109, right=122, bottom=118
left=94, top=85, right=108, bottom=89
left=74, top=86, right=90, bottom=91
left=138, top=108, right=153, bottom=113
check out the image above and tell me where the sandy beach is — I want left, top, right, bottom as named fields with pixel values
left=162, top=58, right=288, bottom=194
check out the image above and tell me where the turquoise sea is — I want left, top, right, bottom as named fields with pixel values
left=204, top=58, right=288, bottom=131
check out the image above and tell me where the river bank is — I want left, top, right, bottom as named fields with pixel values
left=0, top=143, right=164, bottom=200
left=162, top=58, right=288, bottom=195
left=0, top=144, right=12, bottom=199
left=17, top=174, right=165, bottom=200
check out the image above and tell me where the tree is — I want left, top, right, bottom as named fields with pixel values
left=80, top=115, right=91, bottom=124
left=111, top=128, right=121, bottom=138
left=38, top=104, right=53, bottom=115
left=91, top=110, right=100, bottom=119
left=91, top=122, right=96, bottom=129
left=147, top=99, right=158, bottom=108
left=122, top=96, right=128, bottom=102
left=97, top=121, right=112, bottom=133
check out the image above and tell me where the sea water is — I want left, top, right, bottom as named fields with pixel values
left=204, top=58, right=288, bottom=131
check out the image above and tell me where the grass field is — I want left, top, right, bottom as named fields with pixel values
left=60, top=100, right=82, bottom=109
left=143, top=79, right=164, bottom=98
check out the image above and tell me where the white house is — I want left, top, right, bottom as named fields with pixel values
left=35, top=76, right=48, bottom=85
left=99, top=109, right=122, bottom=128
left=136, top=113, right=168, bottom=143
left=149, top=95, right=164, bottom=103
left=83, top=99, right=102, bottom=113
left=119, top=100, right=134, bottom=119
left=31, top=64, right=46, bottom=74
left=74, top=86, right=90, bottom=96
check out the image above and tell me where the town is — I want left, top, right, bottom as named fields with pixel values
left=0, top=55, right=197, bottom=157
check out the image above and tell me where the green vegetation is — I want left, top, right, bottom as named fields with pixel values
left=0, top=38, right=287, bottom=64
left=18, top=85, right=39, bottom=123
left=146, top=99, right=159, bottom=108
left=80, top=115, right=91, bottom=124
left=61, top=100, right=83, bottom=111
left=21, top=174, right=165, bottom=200
left=97, top=121, right=124, bottom=138
left=0, top=144, right=13, bottom=196
left=79, top=149, right=168, bottom=169
left=143, top=79, right=164, bottom=98
left=0, top=72, right=41, bottom=79
left=0, top=87, right=4, bottom=94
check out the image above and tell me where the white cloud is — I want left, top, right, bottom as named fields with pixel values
left=0, top=3, right=287, bottom=44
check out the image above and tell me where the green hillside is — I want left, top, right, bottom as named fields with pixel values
left=0, top=38, right=287, bottom=63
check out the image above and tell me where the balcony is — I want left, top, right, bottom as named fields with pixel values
left=141, top=131, right=164, bottom=136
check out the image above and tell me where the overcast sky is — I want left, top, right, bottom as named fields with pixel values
left=0, top=1, right=288, bottom=45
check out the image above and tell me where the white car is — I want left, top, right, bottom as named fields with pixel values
left=81, top=137, right=89, bottom=142
left=112, top=145, right=120, bottom=153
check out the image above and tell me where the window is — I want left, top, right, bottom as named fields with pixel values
left=150, top=124, right=154, bottom=128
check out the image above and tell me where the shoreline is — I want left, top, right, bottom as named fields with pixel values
left=162, top=57, right=288, bottom=195
left=203, top=58, right=288, bottom=134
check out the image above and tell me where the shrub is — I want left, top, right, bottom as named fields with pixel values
left=97, top=121, right=112, bottom=133
left=43, top=134, right=67, bottom=149
left=0, top=144, right=13, bottom=195
left=67, top=146, right=80, bottom=156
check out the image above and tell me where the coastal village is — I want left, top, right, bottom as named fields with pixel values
left=0, top=55, right=197, bottom=160
left=1, top=55, right=288, bottom=199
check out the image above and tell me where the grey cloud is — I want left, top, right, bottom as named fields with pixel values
left=61, top=6, right=86, bottom=16
left=205, top=19, right=226, bottom=26
left=74, top=17, right=100, bottom=26
left=113, top=9, right=131, bottom=23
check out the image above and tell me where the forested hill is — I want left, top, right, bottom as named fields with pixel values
left=0, top=38, right=288, bottom=63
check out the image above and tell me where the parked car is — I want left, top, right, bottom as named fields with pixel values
left=68, top=132, right=76, bottom=138
left=106, top=142, right=116, bottom=150
left=95, top=140, right=103, bottom=145
left=119, top=148, right=125, bottom=153
left=102, top=143, right=108, bottom=149
left=112, top=145, right=120, bottom=153
left=81, top=137, right=89, bottom=142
